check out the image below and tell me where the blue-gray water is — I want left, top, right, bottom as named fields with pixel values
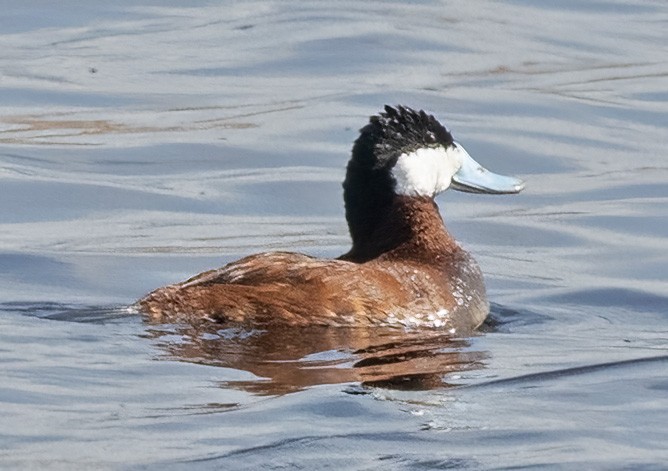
left=1, top=1, right=667, bottom=469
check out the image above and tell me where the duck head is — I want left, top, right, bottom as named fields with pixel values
left=346, top=105, right=524, bottom=196
left=342, top=105, right=524, bottom=250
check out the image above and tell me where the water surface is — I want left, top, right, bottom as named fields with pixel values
left=1, top=1, right=667, bottom=468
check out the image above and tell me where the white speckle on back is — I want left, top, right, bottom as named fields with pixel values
left=385, top=307, right=453, bottom=329
left=391, top=145, right=462, bottom=197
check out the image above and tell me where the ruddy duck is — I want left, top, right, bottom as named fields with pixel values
left=137, top=106, right=524, bottom=330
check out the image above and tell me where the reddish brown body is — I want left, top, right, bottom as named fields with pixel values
left=137, top=197, right=488, bottom=330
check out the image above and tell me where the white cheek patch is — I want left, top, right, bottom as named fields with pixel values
left=391, top=146, right=462, bottom=197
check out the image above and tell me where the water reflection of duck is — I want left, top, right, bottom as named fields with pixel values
left=137, top=106, right=524, bottom=330
left=147, top=324, right=488, bottom=395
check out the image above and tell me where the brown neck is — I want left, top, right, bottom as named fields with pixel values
left=340, top=195, right=457, bottom=263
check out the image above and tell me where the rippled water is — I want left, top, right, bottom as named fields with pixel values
left=1, top=1, right=667, bottom=468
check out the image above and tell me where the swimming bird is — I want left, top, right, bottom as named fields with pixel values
left=137, top=106, right=524, bottom=330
